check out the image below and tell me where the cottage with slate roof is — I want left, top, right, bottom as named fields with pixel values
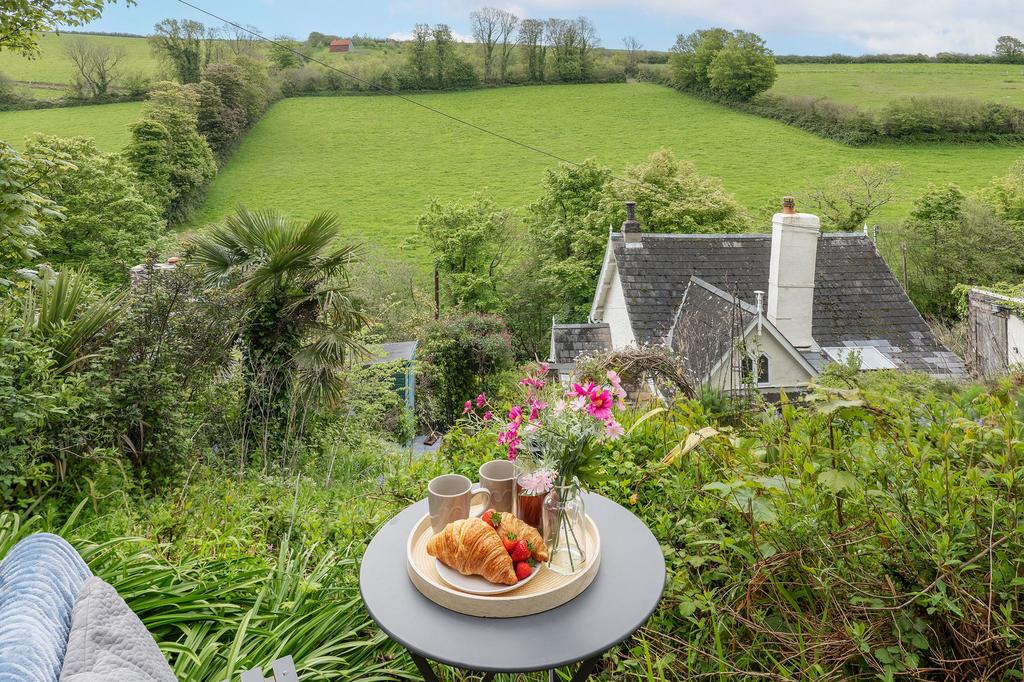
left=550, top=198, right=966, bottom=393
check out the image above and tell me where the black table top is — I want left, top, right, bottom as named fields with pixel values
left=359, top=492, right=666, bottom=673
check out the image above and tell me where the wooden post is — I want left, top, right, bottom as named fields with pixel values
left=433, top=268, right=440, bottom=320
left=900, top=242, right=909, bottom=292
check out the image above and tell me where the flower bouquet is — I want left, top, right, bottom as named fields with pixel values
left=463, top=363, right=627, bottom=574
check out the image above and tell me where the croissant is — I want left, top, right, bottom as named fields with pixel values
left=496, top=513, right=550, bottom=562
left=427, top=517, right=517, bottom=585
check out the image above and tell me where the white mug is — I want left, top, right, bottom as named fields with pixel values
left=428, top=474, right=491, bottom=534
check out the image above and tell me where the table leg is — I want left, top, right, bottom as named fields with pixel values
left=568, top=655, right=602, bottom=682
left=408, top=651, right=441, bottom=682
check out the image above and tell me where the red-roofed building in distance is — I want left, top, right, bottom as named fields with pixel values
left=329, top=38, right=353, bottom=52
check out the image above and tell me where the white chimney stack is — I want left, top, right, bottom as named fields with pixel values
left=767, top=196, right=820, bottom=349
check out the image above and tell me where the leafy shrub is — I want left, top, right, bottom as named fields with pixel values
left=124, top=81, right=216, bottom=224
left=25, top=135, right=165, bottom=285
left=416, top=313, right=514, bottom=432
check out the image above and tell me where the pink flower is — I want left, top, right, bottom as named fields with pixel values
left=570, top=382, right=596, bottom=399
left=604, top=418, right=625, bottom=440
left=539, top=361, right=550, bottom=373
left=607, top=370, right=628, bottom=401
left=587, top=388, right=613, bottom=421
left=519, top=469, right=556, bottom=495
left=553, top=399, right=567, bottom=416
left=570, top=395, right=587, bottom=412
left=506, top=437, right=522, bottom=460
left=476, top=393, right=486, bottom=408
left=508, top=405, right=523, bottom=424
left=483, top=411, right=493, bottom=421
left=463, top=400, right=472, bottom=414
left=528, top=400, right=548, bottom=420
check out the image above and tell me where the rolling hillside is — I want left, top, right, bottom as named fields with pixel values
left=772, top=63, right=1024, bottom=109
left=184, top=83, right=1024, bottom=258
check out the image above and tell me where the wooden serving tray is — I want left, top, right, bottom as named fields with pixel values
left=406, top=514, right=601, bottom=618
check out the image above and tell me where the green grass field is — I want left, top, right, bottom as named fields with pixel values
left=2, top=82, right=1021, bottom=262
left=0, top=101, right=143, bottom=150
left=187, top=83, right=1024, bottom=259
left=772, top=63, right=1024, bottom=109
left=0, top=33, right=161, bottom=85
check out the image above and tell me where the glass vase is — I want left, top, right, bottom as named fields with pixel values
left=542, top=481, right=587, bottom=575
left=512, top=455, right=544, bottom=528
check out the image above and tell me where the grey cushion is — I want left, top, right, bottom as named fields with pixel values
left=0, top=533, right=92, bottom=682
left=59, top=577, right=176, bottom=682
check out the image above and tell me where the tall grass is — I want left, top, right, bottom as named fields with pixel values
left=0, top=507, right=415, bottom=681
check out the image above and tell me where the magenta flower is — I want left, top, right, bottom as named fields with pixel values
left=587, top=388, right=613, bottom=421
left=476, top=393, right=487, bottom=408
left=483, top=411, right=493, bottom=421
left=463, top=400, right=472, bottom=414
left=570, top=382, right=596, bottom=399
left=508, top=405, right=523, bottom=423
left=528, top=400, right=548, bottom=420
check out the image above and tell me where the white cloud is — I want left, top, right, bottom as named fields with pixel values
left=392, top=0, right=1024, bottom=54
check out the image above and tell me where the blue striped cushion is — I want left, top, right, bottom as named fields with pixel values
left=0, top=533, right=92, bottom=682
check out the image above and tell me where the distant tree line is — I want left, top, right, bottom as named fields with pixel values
left=777, top=35, right=1024, bottom=64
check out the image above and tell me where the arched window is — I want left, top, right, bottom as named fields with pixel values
left=741, top=353, right=771, bottom=385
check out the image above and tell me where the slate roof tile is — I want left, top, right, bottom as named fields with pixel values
left=609, top=232, right=965, bottom=379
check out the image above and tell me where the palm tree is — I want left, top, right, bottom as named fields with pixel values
left=187, top=208, right=367, bottom=416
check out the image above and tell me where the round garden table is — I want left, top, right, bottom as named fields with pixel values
left=360, top=492, right=666, bottom=681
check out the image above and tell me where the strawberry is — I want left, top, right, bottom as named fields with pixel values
left=514, top=561, right=533, bottom=581
left=501, top=532, right=518, bottom=553
left=510, top=539, right=530, bottom=562
left=482, top=509, right=501, bottom=529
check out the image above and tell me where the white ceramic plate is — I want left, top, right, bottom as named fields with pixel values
left=435, top=559, right=541, bottom=595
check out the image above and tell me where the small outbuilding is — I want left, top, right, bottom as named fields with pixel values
left=329, top=38, right=353, bottom=52
left=966, top=287, right=1024, bottom=377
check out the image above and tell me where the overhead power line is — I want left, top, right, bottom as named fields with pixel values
left=173, top=0, right=745, bottom=219
left=174, top=0, right=588, bottom=168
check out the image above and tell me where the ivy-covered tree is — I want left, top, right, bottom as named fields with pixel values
left=416, top=313, right=514, bottom=431
left=124, top=81, right=216, bottom=223
left=149, top=18, right=213, bottom=84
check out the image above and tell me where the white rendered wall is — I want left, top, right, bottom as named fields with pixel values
left=602, top=268, right=636, bottom=349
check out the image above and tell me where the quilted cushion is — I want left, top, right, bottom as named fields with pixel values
left=0, top=533, right=92, bottom=682
left=59, top=577, right=176, bottom=682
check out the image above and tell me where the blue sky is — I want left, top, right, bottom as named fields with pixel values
left=79, top=1, right=1020, bottom=55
